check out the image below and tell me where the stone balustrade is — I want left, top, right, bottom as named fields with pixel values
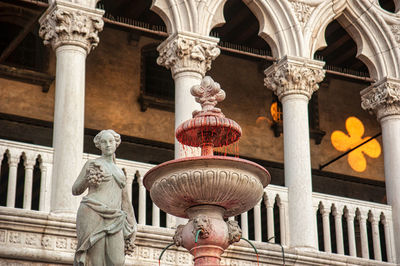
left=0, top=139, right=396, bottom=265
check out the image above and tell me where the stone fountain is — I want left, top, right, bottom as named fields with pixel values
left=143, top=76, right=271, bottom=265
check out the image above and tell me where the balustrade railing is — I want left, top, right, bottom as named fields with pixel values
left=0, top=139, right=395, bottom=263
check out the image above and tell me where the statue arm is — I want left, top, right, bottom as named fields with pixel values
left=72, top=161, right=91, bottom=196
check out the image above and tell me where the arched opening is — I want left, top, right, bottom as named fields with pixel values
left=315, top=20, right=369, bottom=77
left=378, top=0, right=396, bottom=12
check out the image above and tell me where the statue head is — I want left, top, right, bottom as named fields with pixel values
left=94, top=129, right=121, bottom=155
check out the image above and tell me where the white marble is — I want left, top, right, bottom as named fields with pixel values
left=282, top=94, right=317, bottom=249
left=51, top=45, right=87, bottom=215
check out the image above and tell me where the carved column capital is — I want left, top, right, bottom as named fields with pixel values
left=264, top=56, right=325, bottom=100
left=361, top=77, right=400, bottom=121
left=39, top=1, right=104, bottom=54
left=157, top=32, right=220, bottom=78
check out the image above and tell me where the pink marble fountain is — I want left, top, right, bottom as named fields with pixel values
left=143, top=76, right=270, bottom=265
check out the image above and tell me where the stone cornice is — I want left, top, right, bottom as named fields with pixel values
left=264, top=55, right=325, bottom=100
left=361, top=77, right=400, bottom=121
left=157, top=32, right=220, bottom=77
left=39, top=1, right=104, bottom=54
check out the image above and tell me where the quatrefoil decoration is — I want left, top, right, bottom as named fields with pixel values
left=331, top=116, right=381, bottom=172
left=191, top=76, right=226, bottom=117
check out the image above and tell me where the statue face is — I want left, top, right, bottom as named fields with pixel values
left=100, top=131, right=116, bottom=156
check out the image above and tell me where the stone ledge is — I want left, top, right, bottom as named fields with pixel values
left=0, top=208, right=395, bottom=265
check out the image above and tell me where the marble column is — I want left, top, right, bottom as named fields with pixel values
left=264, top=55, right=325, bottom=249
left=361, top=77, right=400, bottom=261
left=157, top=32, right=220, bottom=159
left=39, top=1, right=104, bottom=215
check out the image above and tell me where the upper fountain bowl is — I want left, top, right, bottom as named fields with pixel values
left=143, top=156, right=270, bottom=218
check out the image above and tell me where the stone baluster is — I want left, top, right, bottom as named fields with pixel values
left=320, top=205, right=332, bottom=253
left=6, top=153, right=20, bottom=207
left=361, top=77, right=400, bottom=261
left=124, top=168, right=135, bottom=202
left=357, top=211, right=369, bottom=259
left=254, top=200, right=262, bottom=241
left=137, top=174, right=146, bottom=225
left=152, top=203, right=160, bottom=227
left=39, top=161, right=52, bottom=212
left=264, top=194, right=275, bottom=243
left=369, top=212, right=382, bottom=261
left=278, top=198, right=288, bottom=246
left=157, top=33, right=220, bottom=158
left=382, top=216, right=395, bottom=263
left=241, top=211, right=249, bottom=239
left=39, top=0, right=104, bottom=215
left=332, top=205, right=344, bottom=255
left=23, top=156, right=36, bottom=210
left=265, top=55, right=325, bottom=249
left=345, top=209, right=357, bottom=257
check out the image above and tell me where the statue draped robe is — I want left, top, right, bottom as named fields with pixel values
left=73, top=159, right=136, bottom=266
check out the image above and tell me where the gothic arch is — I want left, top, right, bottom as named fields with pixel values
left=243, top=0, right=303, bottom=58
left=150, top=0, right=227, bottom=35
left=308, top=0, right=400, bottom=80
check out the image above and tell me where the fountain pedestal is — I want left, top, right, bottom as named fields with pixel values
left=174, top=205, right=233, bottom=265
left=143, top=76, right=270, bottom=265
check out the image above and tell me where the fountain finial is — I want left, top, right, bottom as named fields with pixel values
left=191, top=76, right=226, bottom=117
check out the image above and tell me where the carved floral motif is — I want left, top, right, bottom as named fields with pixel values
left=361, top=80, right=400, bottom=120
left=264, top=61, right=325, bottom=100
left=191, top=76, right=226, bottom=117
left=0, top=230, right=5, bottom=243
left=390, top=24, right=400, bottom=43
left=56, top=237, right=67, bottom=249
left=25, top=234, right=39, bottom=246
left=157, top=35, right=220, bottom=76
left=288, top=0, right=314, bottom=27
left=9, top=232, right=21, bottom=244
left=39, top=5, right=104, bottom=53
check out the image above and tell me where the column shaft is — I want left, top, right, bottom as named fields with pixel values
left=51, top=45, right=86, bottom=214
left=282, top=94, right=316, bottom=249
left=381, top=116, right=400, bottom=258
left=174, top=71, right=202, bottom=158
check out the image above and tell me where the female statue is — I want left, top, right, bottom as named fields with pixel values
left=72, top=129, right=137, bottom=266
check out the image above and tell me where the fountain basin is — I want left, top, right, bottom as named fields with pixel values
left=143, top=156, right=270, bottom=218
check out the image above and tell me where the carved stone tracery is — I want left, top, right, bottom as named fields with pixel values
left=389, top=24, right=400, bottom=44
left=157, top=33, right=220, bottom=77
left=361, top=78, right=400, bottom=121
left=39, top=2, right=104, bottom=54
left=288, top=0, right=314, bottom=27
left=264, top=56, right=325, bottom=100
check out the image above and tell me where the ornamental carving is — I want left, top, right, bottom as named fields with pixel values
left=191, top=76, right=226, bottom=117
left=288, top=0, right=314, bottom=27
left=173, top=224, right=185, bottom=247
left=390, top=24, right=400, bottom=44
left=226, top=220, right=242, bottom=244
left=192, top=216, right=212, bottom=239
left=157, top=35, right=220, bottom=77
left=39, top=6, right=104, bottom=54
left=264, top=61, right=325, bottom=100
left=361, top=80, right=400, bottom=120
